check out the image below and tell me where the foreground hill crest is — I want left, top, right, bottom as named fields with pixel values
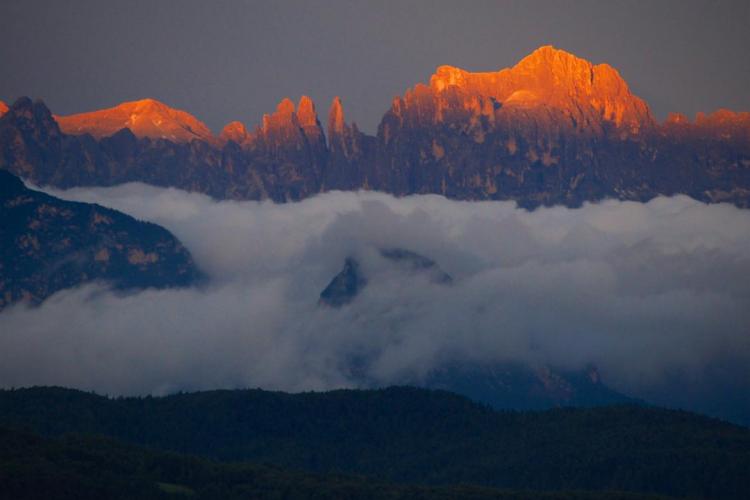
left=1, top=386, right=749, bottom=499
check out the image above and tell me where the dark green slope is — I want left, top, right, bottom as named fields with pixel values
left=0, top=426, right=670, bottom=500
left=1, top=386, right=748, bottom=499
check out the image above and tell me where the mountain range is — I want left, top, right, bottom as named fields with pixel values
left=1, top=45, right=748, bottom=207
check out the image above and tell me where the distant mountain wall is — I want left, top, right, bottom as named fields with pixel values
left=1, top=46, right=749, bottom=208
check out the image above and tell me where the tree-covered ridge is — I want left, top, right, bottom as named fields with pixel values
left=0, top=426, right=672, bottom=500
left=1, top=386, right=748, bottom=499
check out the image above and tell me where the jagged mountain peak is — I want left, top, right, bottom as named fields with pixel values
left=513, top=45, right=628, bottom=85
left=276, top=97, right=296, bottom=116
left=665, top=112, right=690, bottom=125
left=219, top=120, right=251, bottom=145
left=127, top=97, right=167, bottom=111
left=328, top=96, right=345, bottom=134
left=696, top=108, right=750, bottom=124
left=6, top=96, right=51, bottom=116
left=431, top=46, right=612, bottom=89
left=297, top=95, right=318, bottom=127
left=55, top=97, right=216, bottom=143
left=662, top=109, right=750, bottom=143
left=514, top=44, right=588, bottom=71
left=422, top=45, right=653, bottom=133
left=260, top=97, right=301, bottom=145
left=8, top=96, right=33, bottom=110
left=431, top=65, right=469, bottom=88
left=1, top=97, right=63, bottom=144
left=262, top=98, right=296, bottom=130
left=297, top=95, right=325, bottom=145
left=319, top=249, right=452, bottom=308
left=254, top=96, right=327, bottom=158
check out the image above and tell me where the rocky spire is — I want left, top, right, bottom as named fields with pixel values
left=326, top=97, right=364, bottom=161
left=297, top=96, right=325, bottom=147
left=262, top=98, right=296, bottom=133
left=259, top=98, right=303, bottom=148
left=328, top=96, right=346, bottom=138
left=297, top=96, right=318, bottom=128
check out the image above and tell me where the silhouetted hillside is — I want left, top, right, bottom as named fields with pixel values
left=1, top=386, right=748, bottom=499
left=0, top=426, right=673, bottom=500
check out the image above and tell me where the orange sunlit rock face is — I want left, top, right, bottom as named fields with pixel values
left=662, top=108, right=750, bottom=142
left=297, top=96, right=318, bottom=128
left=297, top=95, right=324, bottom=144
left=39, top=46, right=746, bottom=154
left=328, top=96, right=346, bottom=136
left=55, top=98, right=216, bottom=144
left=694, top=109, right=750, bottom=142
left=218, top=95, right=329, bottom=156
left=326, top=96, right=363, bottom=160
left=219, top=121, right=251, bottom=146
left=0, top=100, right=8, bottom=117
left=388, top=45, right=653, bottom=137
left=258, top=97, right=301, bottom=146
left=695, top=108, right=750, bottom=128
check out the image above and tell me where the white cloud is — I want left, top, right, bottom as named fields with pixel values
left=2, top=184, right=749, bottom=416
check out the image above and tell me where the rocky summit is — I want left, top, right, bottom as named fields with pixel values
left=1, top=46, right=749, bottom=207
left=55, top=98, right=216, bottom=144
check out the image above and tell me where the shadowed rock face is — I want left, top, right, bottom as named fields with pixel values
left=318, top=249, right=451, bottom=308
left=319, top=258, right=366, bottom=308
left=317, top=249, right=632, bottom=409
left=379, top=248, right=453, bottom=284
left=0, top=170, right=201, bottom=310
left=423, top=362, right=635, bottom=411
left=319, top=248, right=635, bottom=410
left=2, top=46, right=749, bottom=207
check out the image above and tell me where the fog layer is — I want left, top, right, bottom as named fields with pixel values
left=2, top=185, right=749, bottom=410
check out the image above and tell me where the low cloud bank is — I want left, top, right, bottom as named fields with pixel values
left=2, top=185, right=749, bottom=413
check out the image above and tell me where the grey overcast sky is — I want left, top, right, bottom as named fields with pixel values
left=1, top=0, right=749, bottom=134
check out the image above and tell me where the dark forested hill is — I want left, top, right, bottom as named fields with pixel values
left=0, top=426, right=672, bottom=500
left=1, top=386, right=748, bottom=499
left=0, top=169, right=201, bottom=310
